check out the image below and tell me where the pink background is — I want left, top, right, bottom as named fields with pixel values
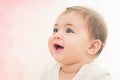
left=0, top=0, right=59, bottom=80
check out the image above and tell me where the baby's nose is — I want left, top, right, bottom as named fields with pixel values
left=54, top=32, right=62, bottom=39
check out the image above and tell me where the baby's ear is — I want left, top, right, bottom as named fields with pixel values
left=87, top=39, right=102, bottom=55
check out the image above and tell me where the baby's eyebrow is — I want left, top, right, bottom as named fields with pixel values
left=54, top=23, right=73, bottom=27
left=65, top=23, right=78, bottom=30
left=65, top=23, right=73, bottom=26
left=54, top=24, right=58, bottom=27
left=53, top=23, right=78, bottom=30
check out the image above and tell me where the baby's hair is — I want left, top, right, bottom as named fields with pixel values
left=62, top=6, right=107, bottom=55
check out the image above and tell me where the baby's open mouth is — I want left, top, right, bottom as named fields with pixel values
left=54, top=44, right=64, bottom=50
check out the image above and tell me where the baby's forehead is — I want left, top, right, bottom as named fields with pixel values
left=57, top=12, right=86, bottom=23
left=59, top=12, right=86, bottom=21
left=56, top=12, right=89, bottom=30
left=61, top=12, right=92, bottom=32
left=61, top=11, right=88, bottom=22
left=62, top=11, right=83, bottom=16
left=63, top=9, right=88, bottom=16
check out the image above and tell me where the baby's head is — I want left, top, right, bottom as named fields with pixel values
left=63, top=6, right=107, bottom=56
left=48, top=6, right=107, bottom=64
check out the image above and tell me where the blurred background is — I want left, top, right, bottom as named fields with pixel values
left=0, top=0, right=119, bottom=80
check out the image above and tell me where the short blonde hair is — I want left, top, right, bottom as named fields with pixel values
left=62, top=6, right=107, bottom=55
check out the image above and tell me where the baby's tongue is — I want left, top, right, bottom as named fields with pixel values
left=55, top=44, right=64, bottom=50
left=58, top=45, right=64, bottom=50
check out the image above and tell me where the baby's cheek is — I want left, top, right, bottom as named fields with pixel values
left=66, top=38, right=78, bottom=46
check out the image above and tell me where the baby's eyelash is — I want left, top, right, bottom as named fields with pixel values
left=66, top=28, right=74, bottom=33
left=53, top=28, right=58, bottom=32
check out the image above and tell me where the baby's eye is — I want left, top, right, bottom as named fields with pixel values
left=53, top=28, right=58, bottom=33
left=66, top=28, right=74, bottom=33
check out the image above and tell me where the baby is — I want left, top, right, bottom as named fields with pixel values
left=41, top=6, right=111, bottom=80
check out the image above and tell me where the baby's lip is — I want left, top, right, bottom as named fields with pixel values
left=53, top=43, right=64, bottom=50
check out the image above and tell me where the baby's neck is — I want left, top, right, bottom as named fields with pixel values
left=60, top=62, right=83, bottom=73
left=59, top=62, right=86, bottom=80
left=60, top=60, right=92, bottom=73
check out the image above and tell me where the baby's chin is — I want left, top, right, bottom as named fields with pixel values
left=52, top=52, right=65, bottom=62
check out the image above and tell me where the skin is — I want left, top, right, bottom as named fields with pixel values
left=48, top=12, right=101, bottom=80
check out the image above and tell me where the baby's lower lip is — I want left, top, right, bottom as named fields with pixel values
left=56, top=47, right=64, bottom=50
left=54, top=49, right=64, bottom=54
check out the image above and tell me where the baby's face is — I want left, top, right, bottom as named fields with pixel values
left=48, top=12, right=92, bottom=65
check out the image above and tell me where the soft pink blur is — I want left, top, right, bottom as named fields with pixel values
left=0, top=0, right=54, bottom=80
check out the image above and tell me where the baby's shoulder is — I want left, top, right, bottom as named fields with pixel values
left=88, top=62, right=111, bottom=79
left=90, top=63, right=108, bottom=74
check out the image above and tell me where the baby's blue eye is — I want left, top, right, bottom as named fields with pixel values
left=53, top=28, right=58, bottom=32
left=66, top=28, right=74, bottom=33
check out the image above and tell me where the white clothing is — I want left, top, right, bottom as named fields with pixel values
left=40, top=62, right=111, bottom=80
